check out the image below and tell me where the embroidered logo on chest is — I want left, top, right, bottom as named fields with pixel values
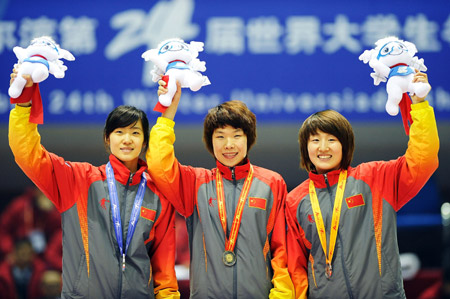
left=208, top=197, right=216, bottom=207
left=100, top=198, right=110, bottom=210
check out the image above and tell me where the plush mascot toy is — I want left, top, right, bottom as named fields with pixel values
left=9, top=36, right=75, bottom=124
left=142, top=38, right=210, bottom=112
left=359, top=36, right=430, bottom=134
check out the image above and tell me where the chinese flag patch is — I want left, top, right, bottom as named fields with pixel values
left=249, top=197, right=267, bottom=210
left=140, top=207, right=156, bottom=222
left=345, top=194, right=365, bottom=209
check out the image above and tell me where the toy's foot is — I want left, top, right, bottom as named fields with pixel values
left=385, top=103, right=399, bottom=116
left=414, top=83, right=431, bottom=98
left=159, top=94, right=172, bottom=107
left=8, top=87, right=21, bottom=99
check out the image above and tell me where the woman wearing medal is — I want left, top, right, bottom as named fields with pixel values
left=285, top=71, right=439, bottom=298
left=8, top=69, right=180, bottom=298
left=147, top=81, right=294, bottom=298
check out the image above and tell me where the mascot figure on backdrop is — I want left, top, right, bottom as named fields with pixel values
left=142, top=38, right=210, bottom=112
left=8, top=36, right=75, bottom=124
left=359, top=36, right=430, bottom=117
left=8, top=36, right=75, bottom=99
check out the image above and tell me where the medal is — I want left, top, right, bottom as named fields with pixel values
left=325, top=263, right=332, bottom=279
left=223, top=250, right=236, bottom=267
left=216, top=165, right=254, bottom=267
left=106, top=162, right=147, bottom=272
left=309, top=170, right=347, bottom=280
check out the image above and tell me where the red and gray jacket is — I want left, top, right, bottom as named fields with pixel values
left=286, top=101, right=439, bottom=298
left=147, top=116, right=294, bottom=298
left=9, top=105, right=179, bottom=299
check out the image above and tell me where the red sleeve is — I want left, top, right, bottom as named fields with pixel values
left=286, top=187, right=309, bottom=299
left=268, top=176, right=295, bottom=298
left=148, top=197, right=180, bottom=298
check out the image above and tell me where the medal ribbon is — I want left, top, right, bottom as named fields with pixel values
left=309, top=170, right=347, bottom=275
left=216, top=165, right=254, bottom=252
left=106, top=162, right=147, bottom=271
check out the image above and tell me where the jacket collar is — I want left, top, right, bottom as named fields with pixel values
left=216, top=158, right=250, bottom=181
left=109, top=154, right=148, bottom=186
left=309, top=168, right=343, bottom=188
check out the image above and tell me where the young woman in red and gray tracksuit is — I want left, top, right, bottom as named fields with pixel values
left=286, top=71, right=439, bottom=298
left=8, top=70, right=180, bottom=299
left=147, top=82, right=294, bottom=298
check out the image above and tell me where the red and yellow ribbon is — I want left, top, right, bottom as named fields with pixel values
left=309, top=170, right=347, bottom=277
left=216, top=165, right=254, bottom=252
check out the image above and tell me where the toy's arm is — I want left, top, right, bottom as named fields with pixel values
left=59, top=48, right=75, bottom=61
left=188, top=41, right=204, bottom=58
left=368, top=59, right=390, bottom=78
left=409, top=56, right=427, bottom=72
left=151, top=67, right=164, bottom=82
left=188, top=58, right=206, bottom=72
left=359, top=49, right=388, bottom=85
left=49, top=60, right=67, bottom=78
left=370, top=71, right=387, bottom=86
left=189, top=41, right=204, bottom=52
left=142, top=49, right=168, bottom=72
left=12, top=47, right=27, bottom=62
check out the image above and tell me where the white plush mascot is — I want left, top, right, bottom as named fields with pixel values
left=359, top=36, right=430, bottom=117
left=142, top=38, right=210, bottom=112
left=8, top=36, right=75, bottom=98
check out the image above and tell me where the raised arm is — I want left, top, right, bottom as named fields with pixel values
left=146, top=81, right=197, bottom=217
left=8, top=69, right=80, bottom=212
left=377, top=72, right=439, bottom=210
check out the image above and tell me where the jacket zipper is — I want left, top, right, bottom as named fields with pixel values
left=230, top=166, right=238, bottom=299
left=324, top=174, right=354, bottom=299
left=118, top=172, right=133, bottom=297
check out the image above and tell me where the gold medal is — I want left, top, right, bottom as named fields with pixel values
left=223, top=250, right=236, bottom=267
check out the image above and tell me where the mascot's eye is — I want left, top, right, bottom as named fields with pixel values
left=162, top=45, right=170, bottom=51
left=383, top=47, right=390, bottom=53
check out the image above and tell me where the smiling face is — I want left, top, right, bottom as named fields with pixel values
left=307, top=130, right=343, bottom=174
left=106, top=120, right=145, bottom=173
left=212, top=125, right=248, bottom=167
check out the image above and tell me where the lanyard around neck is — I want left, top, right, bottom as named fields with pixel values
left=309, top=170, right=347, bottom=278
left=106, top=162, right=147, bottom=272
left=216, top=165, right=254, bottom=252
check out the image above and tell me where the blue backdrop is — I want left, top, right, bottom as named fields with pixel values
left=0, top=0, right=449, bottom=124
